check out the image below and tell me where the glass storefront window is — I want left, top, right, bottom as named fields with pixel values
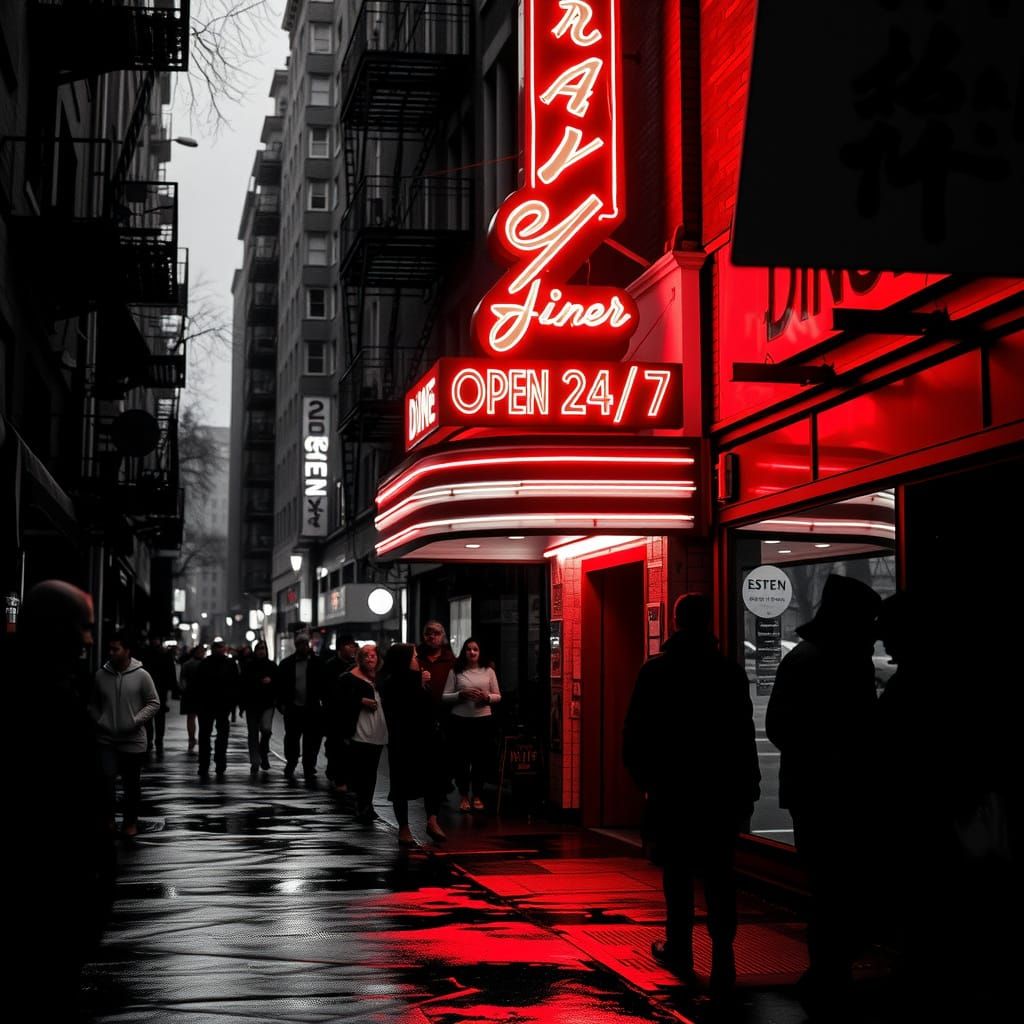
left=733, top=489, right=897, bottom=844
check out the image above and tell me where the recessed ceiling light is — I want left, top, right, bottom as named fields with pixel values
left=778, top=549, right=792, bottom=554
left=764, top=539, right=780, bottom=544
left=464, top=543, right=481, bottom=549
left=507, top=535, right=525, bottom=540
left=814, top=543, right=831, bottom=548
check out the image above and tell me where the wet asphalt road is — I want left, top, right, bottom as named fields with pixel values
left=81, top=713, right=688, bottom=1023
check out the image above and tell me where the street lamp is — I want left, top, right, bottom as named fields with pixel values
left=290, top=553, right=303, bottom=573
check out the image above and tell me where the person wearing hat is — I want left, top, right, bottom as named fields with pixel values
left=766, top=573, right=882, bottom=1014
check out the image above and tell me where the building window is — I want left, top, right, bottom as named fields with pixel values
left=307, top=180, right=328, bottom=211
left=306, top=341, right=328, bottom=375
left=309, top=75, right=331, bottom=106
left=306, top=288, right=329, bottom=319
left=306, top=232, right=328, bottom=266
left=309, top=126, right=330, bottom=158
left=310, top=23, right=332, bottom=53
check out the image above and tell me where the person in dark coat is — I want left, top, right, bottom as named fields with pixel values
left=9, top=580, right=115, bottom=1013
left=327, top=643, right=388, bottom=820
left=323, top=634, right=359, bottom=788
left=192, top=638, right=240, bottom=779
left=141, top=634, right=177, bottom=756
left=178, top=643, right=206, bottom=751
left=623, top=593, right=759, bottom=999
left=765, top=573, right=882, bottom=1014
left=377, top=642, right=447, bottom=846
left=240, top=640, right=278, bottom=776
left=276, top=632, right=329, bottom=782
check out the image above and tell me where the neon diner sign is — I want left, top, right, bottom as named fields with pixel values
left=472, top=0, right=637, bottom=360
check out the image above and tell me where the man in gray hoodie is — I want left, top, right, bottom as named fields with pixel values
left=91, top=629, right=160, bottom=838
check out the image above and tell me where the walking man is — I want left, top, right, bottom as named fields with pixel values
left=623, top=594, right=759, bottom=1000
left=277, top=632, right=328, bottom=782
left=193, top=638, right=240, bottom=779
left=141, top=634, right=177, bottom=757
left=91, top=630, right=161, bottom=838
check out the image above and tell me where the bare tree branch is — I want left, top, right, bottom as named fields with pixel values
left=180, top=0, right=281, bottom=136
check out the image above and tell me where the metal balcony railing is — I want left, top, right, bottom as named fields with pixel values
left=341, top=1, right=470, bottom=128
left=339, top=174, right=471, bottom=286
left=32, top=0, right=190, bottom=77
left=337, top=345, right=421, bottom=438
left=252, top=189, right=280, bottom=236
left=246, top=327, right=276, bottom=368
left=244, top=412, right=274, bottom=444
left=243, top=454, right=274, bottom=481
left=244, top=369, right=276, bottom=408
left=254, top=142, right=282, bottom=187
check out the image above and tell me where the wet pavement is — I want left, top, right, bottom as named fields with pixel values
left=81, top=713, right=898, bottom=1023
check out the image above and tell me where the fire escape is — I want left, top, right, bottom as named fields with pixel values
left=336, top=0, right=472, bottom=523
left=2, top=0, right=192, bottom=552
left=239, top=136, right=281, bottom=597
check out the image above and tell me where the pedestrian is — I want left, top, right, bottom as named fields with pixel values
left=240, top=640, right=278, bottom=777
left=417, top=620, right=457, bottom=789
left=91, top=629, right=161, bottom=838
left=323, top=633, right=359, bottom=788
left=329, top=643, right=388, bottom=821
left=377, top=642, right=447, bottom=846
left=623, top=594, right=759, bottom=1001
left=443, top=637, right=501, bottom=812
left=765, top=573, right=882, bottom=1016
left=277, top=631, right=329, bottom=783
left=192, top=638, right=240, bottom=779
left=178, top=643, right=206, bottom=751
left=140, top=633, right=177, bottom=757
left=9, top=580, right=115, bottom=1012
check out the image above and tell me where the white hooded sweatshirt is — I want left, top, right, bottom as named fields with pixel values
left=92, top=658, right=160, bottom=752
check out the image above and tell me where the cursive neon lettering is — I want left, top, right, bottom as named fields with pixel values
left=552, top=0, right=603, bottom=46
left=539, top=57, right=604, bottom=118
left=537, top=126, right=605, bottom=184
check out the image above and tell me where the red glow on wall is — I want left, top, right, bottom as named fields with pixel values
left=405, top=357, right=682, bottom=450
left=471, top=0, right=637, bottom=360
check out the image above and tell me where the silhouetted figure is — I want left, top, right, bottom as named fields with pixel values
left=91, top=629, right=160, bottom=837
left=766, top=573, right=881, bottom=1015
left=9, top=581, right=115, bottom=1012
left=377, top=642, right=447, bottom=846
left=141, top=634, right=177, bottom=757
left=192, top=639, right=240, bottom=779
left=623, top=594, right=759, bottom=1000
left=277, top=632, right=329, bottom=782
left=443, top=637, right=501, bottom=813
left=178, top=644, right=206, bottom=751
left=240, top=640, right=278, bottom=776
left=324, top=634, right=359, bottom=788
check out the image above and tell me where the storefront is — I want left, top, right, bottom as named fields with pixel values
left=711, top=243, right=1024, bottom=845
left=371, top=0, right=711, bottom=824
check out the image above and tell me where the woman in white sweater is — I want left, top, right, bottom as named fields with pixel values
left=442, top=638, right=501, bottom=812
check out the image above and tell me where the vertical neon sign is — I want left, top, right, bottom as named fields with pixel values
left=472, top=0, right=637, bottom=360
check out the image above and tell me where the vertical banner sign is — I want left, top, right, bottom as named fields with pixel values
left=472, top=0, right=637, bottom=360
left=301, top=397, right=330, bottom=537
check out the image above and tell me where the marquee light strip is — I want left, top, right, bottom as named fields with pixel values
left=758, top=518, right=897, bottom=534
left=376, top=511, right=695, bottom=556
left=543, top=534, right=646, bottom=560
left=376, top=451, right=695, bottom=507
left=375, top=478, right=697, bottom=531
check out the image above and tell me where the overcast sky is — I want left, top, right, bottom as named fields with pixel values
left=171, top=7, right=290, bottom=427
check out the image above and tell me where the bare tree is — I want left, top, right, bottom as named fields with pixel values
left=183, top=0, right=281, bottom=135
left=178, top=401, right=225, bottom=505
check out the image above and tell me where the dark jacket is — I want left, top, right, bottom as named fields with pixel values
left=765, top=638, right=877, bottom=812
left=325, top=669, right=376, bottom=740
left=276, top=652, right=328, bottom=711
left=240, top=656, right=278, bottom=712
left=416, top=643, right=456, bottom=706
left=191, top=653, right=240, bottom=714
left=378, top=666, right=444, bottom=800
left=141, top=643, right=177, bottom=698
left=623, top=631, right=760, bottom=830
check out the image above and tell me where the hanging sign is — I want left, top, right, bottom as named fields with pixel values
left=472, top=0, right=637, bottom=360
left=301, top=397, right=330, bottom=537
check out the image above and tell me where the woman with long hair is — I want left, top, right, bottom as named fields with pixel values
left=328, top=643, right=387, bottom=821
left=442, top=637, right=501, bottom=812
left=376, top=643, right=447, bottom=845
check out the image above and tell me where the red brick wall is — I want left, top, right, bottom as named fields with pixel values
left=700, top=0, right=756, bottom=246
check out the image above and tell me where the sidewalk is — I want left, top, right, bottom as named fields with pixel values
left=80, top=712, right=895, bottom=1023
